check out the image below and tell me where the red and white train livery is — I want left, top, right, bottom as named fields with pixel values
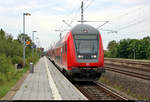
left=47, top=24, right=105, bottom=81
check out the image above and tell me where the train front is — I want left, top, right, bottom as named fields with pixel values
left=68, top=24, right=105, bottom=81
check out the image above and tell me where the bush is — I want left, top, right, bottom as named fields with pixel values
left=11, top=56, right=22, bottom=64
left=26, top=54, right=39, bottom=66
left=0, top=54, right=15, bottom=81
left=26, top=56, right=33, bottom=66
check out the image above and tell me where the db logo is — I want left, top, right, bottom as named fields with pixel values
left=86, top=63, right=89, bottom=66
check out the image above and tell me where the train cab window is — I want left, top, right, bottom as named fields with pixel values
left=73, top=34, right=99, bottom=59
left=74, top=34, right=98, bottom=54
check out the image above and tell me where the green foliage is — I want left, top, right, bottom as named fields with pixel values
left=17, top=33, right=33, bottom=48
left=0, top=29, right=39, bottom=65
left=0, top=54, right=15, bottom=81
left=146, top=47, right=150, bottom=59
left=105, top=36, right=150, bottom=60
left=17, top=33, right=32, bottom=43
left=0, top=29, right=40, bottom=98
left=107, top=40, right=117, bottom=50
left=0, top=29, right=5, bottom=40
left=117, top=39, right=130, bottom=58
left=106, top=40, right=118, bottom=58
left=104, top=50, right=109, bottom=57
left=0, top=66, right=29, bottom=98
left=11, top=56, right=22, bottom=64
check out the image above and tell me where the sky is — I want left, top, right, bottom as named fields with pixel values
left=0, top=0, right=150, bottom=51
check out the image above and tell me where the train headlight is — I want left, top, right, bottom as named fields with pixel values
left=91, top=55, right=97, bottom=58
left=78, top=55, right=83, bottom=58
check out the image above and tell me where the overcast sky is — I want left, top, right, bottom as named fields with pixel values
left=0, top=0, right=150, bottom=51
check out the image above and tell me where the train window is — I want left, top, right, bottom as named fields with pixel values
left=62, top=44, right=65, bottom=53
left=74, top=34, right=98, bottom=54
left=65, top=43, right=67, bottom=53
left=74, top=35, right=97, bottom=40
left=61, top=48, right=62, bottom=53
left=62, top=46, right=63, bottom=53
left=63, top=45, right=65, bottom=53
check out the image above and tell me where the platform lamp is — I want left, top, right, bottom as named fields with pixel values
left=32, top=30, right=37, bottom=60
left=23, top=12, right=31, bottom=67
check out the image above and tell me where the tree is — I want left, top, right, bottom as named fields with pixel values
left=107, top=40, right=117, bottom=50
left=17, top=34, right=31, bottom=43
left=107, top=40, right=118, bottom=57
left=127, top=39, right=138, bottom=59
left=17, top=34, right=33, bottom=48
left=116, top=39, right=130, bottom=58
left=143, top=36, right=150, bottom=59
left=107, top=36, right=150, bottom=59
left=0, top=29, right=5, bottom=40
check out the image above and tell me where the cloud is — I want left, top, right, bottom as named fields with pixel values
left=0, top=0, right=150, bottom=50
left=52, top=7, right=65, bottom=12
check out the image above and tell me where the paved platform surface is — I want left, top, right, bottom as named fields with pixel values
left=13, top=56, right=87, bottom=100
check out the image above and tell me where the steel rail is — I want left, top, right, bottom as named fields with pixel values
left=105, top=63, right=150, bottom=72
left=95, top=82, right=128, bottom=100
left=104, top=58, right=150, bottom=66
left=105, top=66, right=150, bottom=81
left=75, top=82, right=128, bottom=100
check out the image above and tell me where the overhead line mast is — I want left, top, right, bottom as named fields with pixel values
left=79, top=0, right=110, bottom=30
left=81, top=1, right=84, bottom=24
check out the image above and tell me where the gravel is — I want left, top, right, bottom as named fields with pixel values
left=100, top=70, right=150, bottom=100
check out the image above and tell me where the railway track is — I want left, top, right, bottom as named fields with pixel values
left=74, top=82, right=128, bottom=100
left=105, top=63, right=150, bottom=72
left=105, top=58, right=150, bottom=67
left=105, top=65, right=150, bottom=81
left=104, top=58, right=150, bottom=81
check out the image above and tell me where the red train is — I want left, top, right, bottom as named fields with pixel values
left=47, top=24, right=105, bottom=81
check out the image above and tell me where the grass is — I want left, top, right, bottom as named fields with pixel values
left=0, top=55, right=40, bottom=99
left=0, top=56, right=40, bottom=99
left=0, top=66, right=29, bottom=99
left=99, top=76, right=149, bottom=100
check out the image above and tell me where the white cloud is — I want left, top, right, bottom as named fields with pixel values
left=52, top=7, right=65, bottom=11
left=0, top=0, right=150, bottom=50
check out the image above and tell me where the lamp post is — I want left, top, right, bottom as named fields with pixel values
left=32, top=31, right=37, bottom=60
left=36, top=37, right=39, bottom=53
left=23, top=12, right=31, bottom=67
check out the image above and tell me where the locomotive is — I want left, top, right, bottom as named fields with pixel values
left=47, top=24, right=105, bottom=81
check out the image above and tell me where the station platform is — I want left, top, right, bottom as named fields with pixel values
left=12, top=56, right=87, bottom=100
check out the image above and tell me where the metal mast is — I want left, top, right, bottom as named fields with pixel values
left=81, top=1, right=84, bottom=24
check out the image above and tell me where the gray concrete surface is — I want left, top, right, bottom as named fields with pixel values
left=12, top=57, right=87, bottom=100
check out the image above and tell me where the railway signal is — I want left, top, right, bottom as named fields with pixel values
left=26, top=40, right=30, bottom=45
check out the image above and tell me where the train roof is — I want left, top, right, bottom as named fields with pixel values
left=55, top=36, right=64, bottom=48
left=71, top=24, right=99, bottom=35
left=54, top=24, right=99, bottom=48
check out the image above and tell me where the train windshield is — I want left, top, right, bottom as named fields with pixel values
left=74, top=34, right=98, bottom=54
